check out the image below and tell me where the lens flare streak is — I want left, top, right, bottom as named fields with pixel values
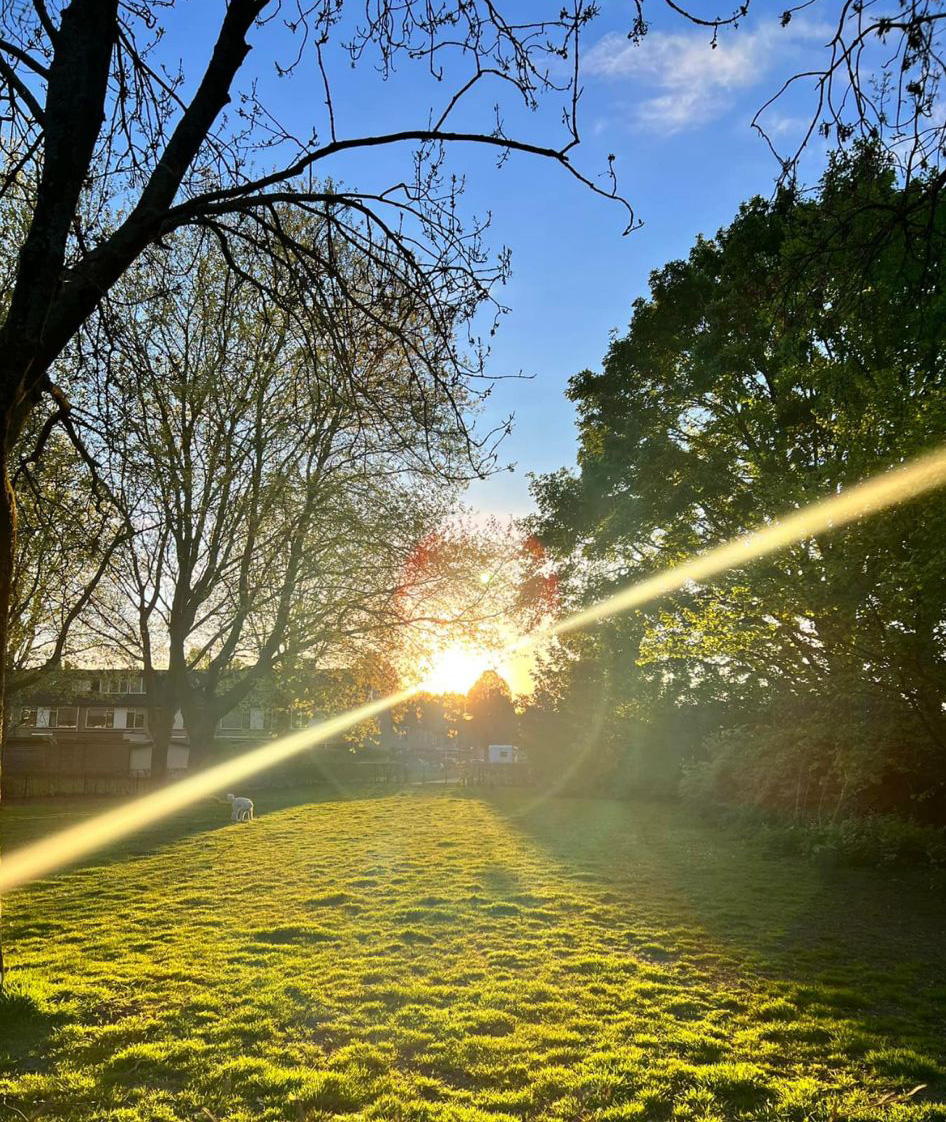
left=3, top=446, right=946, bottom=895
left=0, top=690, right=418, bottom=895
left=512, top=445, right=946, bottom=651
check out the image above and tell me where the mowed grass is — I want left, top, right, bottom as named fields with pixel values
left=1, top=789, right=945, bottom=1122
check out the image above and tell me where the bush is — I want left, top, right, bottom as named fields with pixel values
left=682, top=757, right=946, bottom=868
left=681, top=794, right=946, bottom=869
left=761, top=814, right=946, bottom=868
left=678, top=706, right=946, bottom=868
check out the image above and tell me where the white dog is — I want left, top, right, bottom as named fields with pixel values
left=226, top=793, right=254, bottom=822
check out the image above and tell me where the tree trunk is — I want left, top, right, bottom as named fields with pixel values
left=181, top=700, right=218, bottom=773
left=379, top=707, right=398, bottom=753
left=149, top=708, right=174, bottom=787
left=0, top=433, right=16, bottom=986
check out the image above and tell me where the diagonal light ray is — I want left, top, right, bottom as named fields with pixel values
left=0, top=690, right=418, bottom=895
left=508, top=444, right=946, bottom=651
left=2, top=445, right=946, bottom=895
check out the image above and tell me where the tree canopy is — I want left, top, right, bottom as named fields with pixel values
left=528, top=150, right=946, bottom=821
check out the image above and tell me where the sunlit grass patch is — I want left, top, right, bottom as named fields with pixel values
left=0, top=789, right=944, bottom=1120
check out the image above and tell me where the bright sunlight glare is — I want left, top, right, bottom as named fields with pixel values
left=421, top=645, right=492, bottom=694
left=3, top=444, right=946, bottom=895
left=509, top=444, right=946, bottom=651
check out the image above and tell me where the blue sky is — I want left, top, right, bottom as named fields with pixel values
left=177, top=3, right=836, bottom=518
left=451, top=5, right=833, bottom=518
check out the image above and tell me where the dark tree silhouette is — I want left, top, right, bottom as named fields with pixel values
left=466, top=669, right=516, bottom=750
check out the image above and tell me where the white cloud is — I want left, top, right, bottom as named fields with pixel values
left=762, top=111, right=811, bottom=137
left=584, top=20, right=828, bottom=135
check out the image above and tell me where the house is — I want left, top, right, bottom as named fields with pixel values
left=5, top=670, right=190, bottom=793
left=4, top=665, right=370, bottom=794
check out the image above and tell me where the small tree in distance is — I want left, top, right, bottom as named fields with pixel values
left=466, top=669, right=517, bottom=751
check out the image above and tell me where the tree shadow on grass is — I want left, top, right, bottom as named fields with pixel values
left=478, top=790, right=946, bottom=1068
left=0, top=976, right=67, bottom=1074
left=481, top=791, right=946, bottom=952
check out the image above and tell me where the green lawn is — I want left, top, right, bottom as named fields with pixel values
left=1, top=788, right=944, bottom=1122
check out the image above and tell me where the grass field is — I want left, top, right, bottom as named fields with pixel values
left=0, top=788, right=945, bottom=1122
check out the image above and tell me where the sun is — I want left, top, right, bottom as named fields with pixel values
left=421, top=645, right=490, bottom=694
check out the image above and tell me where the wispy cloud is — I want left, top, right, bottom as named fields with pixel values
left=584, top=20, right=828, bottom=135
left=762, top=111, right=811, bottom=137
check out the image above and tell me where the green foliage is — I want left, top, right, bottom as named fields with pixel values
left=679, top=692, right=943, bottom=817
left=520, top=628, right=730, bottom=799
left=681, top=762, right=946, bottom=868
left=527, top=147, right=946, bottom=825
left=2, top=791, right=946, bottom=1121
left=784, top=816, right=946, bottom=869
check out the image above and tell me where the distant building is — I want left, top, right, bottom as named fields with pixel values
left=215, top=705, right=274, bottom=740
left=4, top=666, right=368, bottom=794
left=6, top=670, right=190, bottom=789
left=487, top=743, right=524, bottom=765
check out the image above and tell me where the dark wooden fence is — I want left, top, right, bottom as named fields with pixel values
left=2, top=772, right=153, bottom=799
left=2, top=752, right=531, bottom=799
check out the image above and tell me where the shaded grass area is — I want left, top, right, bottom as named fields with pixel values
left=1, top=788, right=945, bottom=1121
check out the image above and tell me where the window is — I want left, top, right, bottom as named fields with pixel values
left=217, top=709, right=270, bottom=733
left=218, top=710, right=247, bottom=731
left=85, top=707, right=114, bottom=729
left=90, top=674, right=144, bottom=695
left=126, top=709, right=146, bottom=730
left=53, top=707, right=78, bottom=728
left=17, top=707, right=77, bottom=729
left=108, top=674, right=144, bottom=694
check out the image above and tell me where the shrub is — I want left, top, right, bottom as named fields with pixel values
left=773, top=814, right=946, bottom=868
left=679, top=718, right=946, bottom=869
left=700, top=807, right=946, bottom=869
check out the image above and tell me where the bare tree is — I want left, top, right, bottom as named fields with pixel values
left=752, top=1, right=946, bottom=188
left=7, top=425, right=124, bottom=703
left=86, top=226, right=509, bottom=777
left=0, top=0, right=639, bottom=752
left=630, top=1, right=946, bottom=191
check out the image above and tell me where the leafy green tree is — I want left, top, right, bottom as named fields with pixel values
left=531, top=150, right=946, bottom=819
left=278, top=653, right=402, bottom=751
